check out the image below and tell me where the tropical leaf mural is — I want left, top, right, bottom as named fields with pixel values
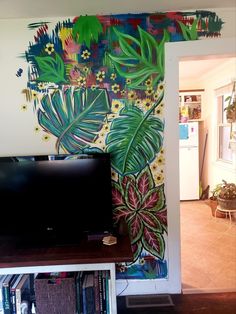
left=38, top=88, right=111, bottom=153
left=106, top=92, right=164, bottom=175
left=112, top=166, right=166, bottom=261
left=109, top=27, right=170, bottom=89
left=20, top=10, right=223, bottom=280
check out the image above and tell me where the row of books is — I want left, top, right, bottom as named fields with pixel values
left=76, top=270, right=111, bottom=314
left=0, top=274, right=34, bottom=314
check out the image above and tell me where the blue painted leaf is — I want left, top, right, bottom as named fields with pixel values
left=38, top=87, right=111, bottom=153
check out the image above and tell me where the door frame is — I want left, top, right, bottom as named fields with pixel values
left=164, top=37, right=236, bottom=293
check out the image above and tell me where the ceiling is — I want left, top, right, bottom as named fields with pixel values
left=0, top=0, right=235, bottom=19
left=179, top=57, right=236, bottom=81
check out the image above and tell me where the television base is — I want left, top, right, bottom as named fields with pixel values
left=87, top=231, right=111, bottom=241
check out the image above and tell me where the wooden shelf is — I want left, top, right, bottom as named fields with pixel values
left=0, top=235, right=133, bottom=269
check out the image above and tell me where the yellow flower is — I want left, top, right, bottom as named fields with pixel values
left=151, top=162, right=159, bottom=173
left=42, top=134, right=50, bottom=141
left=145, top=87, right=154, bottom=97
left=45, top=43, right=54, bottom=55
left=157, top=82, right=164, bottom=92
left=34, top=126, right=40, bottom=133
left=83, top=66, right=89, bottom=74
left=135, top=99, right=142, bottom=106
left=21, top=104, right=27, bottom=111
left=110, top=73, right=117, bottom=80
left=96, top=71, right=105, bottom=82
left=112, top=100, right=124, bottom=113
left=77, top=76, right=86, bottom=87
left=157, top=156, right=165, bottom=166
left=81, top=49, right=91, bottom=60
left=145, top=79, right=152, bottom=87
left=139, top=258, right=145, bottom=265
left=120, top=89, right=126, bottom=96
left=111, top=171, right=118, bottom=182
left=154, top=172, right=164, bottom=184
left=153, top=91, right=160, bottom=101
left=91, top=84, right=98, bottom=90
left=143, top=98, right=154, bottom=110
left=128, top=90, right=137, bottom=100
left=38, top=82, right=45, bottom=90
left=111, top=84, right=120, bottom=94
left=126, top=78, right=131, bottom=85
left=155, top=107, right=164, bottom=116
left=31, top=90, right=38, bottom=99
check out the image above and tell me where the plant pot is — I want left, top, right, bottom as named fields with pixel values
left=205, top=198, right=226, bottom=218
left=217, top=197, right=236, bottom=210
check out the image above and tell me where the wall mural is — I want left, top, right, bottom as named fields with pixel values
left=20, top=11, right=223, bottom=279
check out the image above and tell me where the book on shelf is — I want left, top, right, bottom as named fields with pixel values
left=2, top=274, right=14, bottom=314
left=0, top=275, right=6, bottom=314
left=82, top=272, right=95, bottom=314
left=15, top=274, right=31, bottom=314
left=10, top=274, right=23, bottom=314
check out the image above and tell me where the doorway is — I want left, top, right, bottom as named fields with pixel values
left=178, top=56, right=236, bottom=293
left=164, top=37, right=236, bottom=294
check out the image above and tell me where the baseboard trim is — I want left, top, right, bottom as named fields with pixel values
left=182, top=287, right=236, bottom=294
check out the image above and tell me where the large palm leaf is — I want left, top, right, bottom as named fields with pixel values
left=106, top=94, right=164, bottom=175
left=38, top=87, right=111, bottom=153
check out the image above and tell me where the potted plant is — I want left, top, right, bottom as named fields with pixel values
left=224, top=81, right=236, bottom=123
left=206, top=183, right=226, bottom=218
left=217, top=180, right=236, bottom=210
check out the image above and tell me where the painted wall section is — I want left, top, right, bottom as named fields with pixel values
left=0, top=10, right=229, bottom=294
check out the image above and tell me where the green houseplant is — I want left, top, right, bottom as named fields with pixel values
left=224, top=81, right=236, bottom=123
left=217, top=180, right=236, bottom=210
left=207, top=183, right=226, bottom=218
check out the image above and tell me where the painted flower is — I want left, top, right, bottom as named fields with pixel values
left=111, top=99, right=124, bottom=113
left=81, top=49, right=91, bottom=60
left=139, top=258, right=146, bottom=265
left=83, top=66, right=89, bottom=74
left=154, top=172, right=164, bottom=184
left=91, top=84, right=98, bottom=90
left=145, top=79, right=152, bottom=87
left=112, top=166, right=167, bottom=262
left=153, top=91, right=160, bottom=101
left=157, top=156, right=165, bottom=166
left=96, top=70, right=105, bottom=82
left=128, top=90, right=137, bottom=100
left=38, top=82, right=45, bottom=90
left=77, top=76, right=86, bottom=87
left=110, top=73, right=117, bottom=80
left=111, top=83, right=120, bottom=94
left=34, top=126, right=40, bottom=133
left=21, top=104, right=27, bottom=111
left=42, top=134, right=50, bottom=141
left=126, top=78, right=131, bottom=85
left=135, top=98, right=142, bottom=106
left=45, top=43, right=54, bottom=55
left=145, top=87, right=154, bottom=97
left=143, top=98, right=154, bottom=110
left=31, top=90, right=38, bottom=99
left=120, top=89, right=126, bottom=96
left=155, top=106, right=164, bottom=116
left=157, top=82, right=164, bottom=92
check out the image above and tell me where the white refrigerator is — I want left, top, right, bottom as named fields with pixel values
left=179, top=121, right=199, bottom=200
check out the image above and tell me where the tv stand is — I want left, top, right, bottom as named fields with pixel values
left=0, top=235, right=133, bottom=314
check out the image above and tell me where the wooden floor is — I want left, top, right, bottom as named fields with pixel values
left=180, top=200, right=236, bottom=293
left=117, top=292, right=236, bottom=313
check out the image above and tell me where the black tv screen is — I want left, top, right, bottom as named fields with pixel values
left=0, top=153, right=114, bottom=246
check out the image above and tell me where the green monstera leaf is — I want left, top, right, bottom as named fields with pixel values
left=109, top=26, right=170, bottom=89
left=106, top=93, right=164, bottom=176
left=38, top=88, right=111, bottom=153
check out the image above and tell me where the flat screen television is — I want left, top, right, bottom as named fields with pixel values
left=0, top=153, right=114, bottom=247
